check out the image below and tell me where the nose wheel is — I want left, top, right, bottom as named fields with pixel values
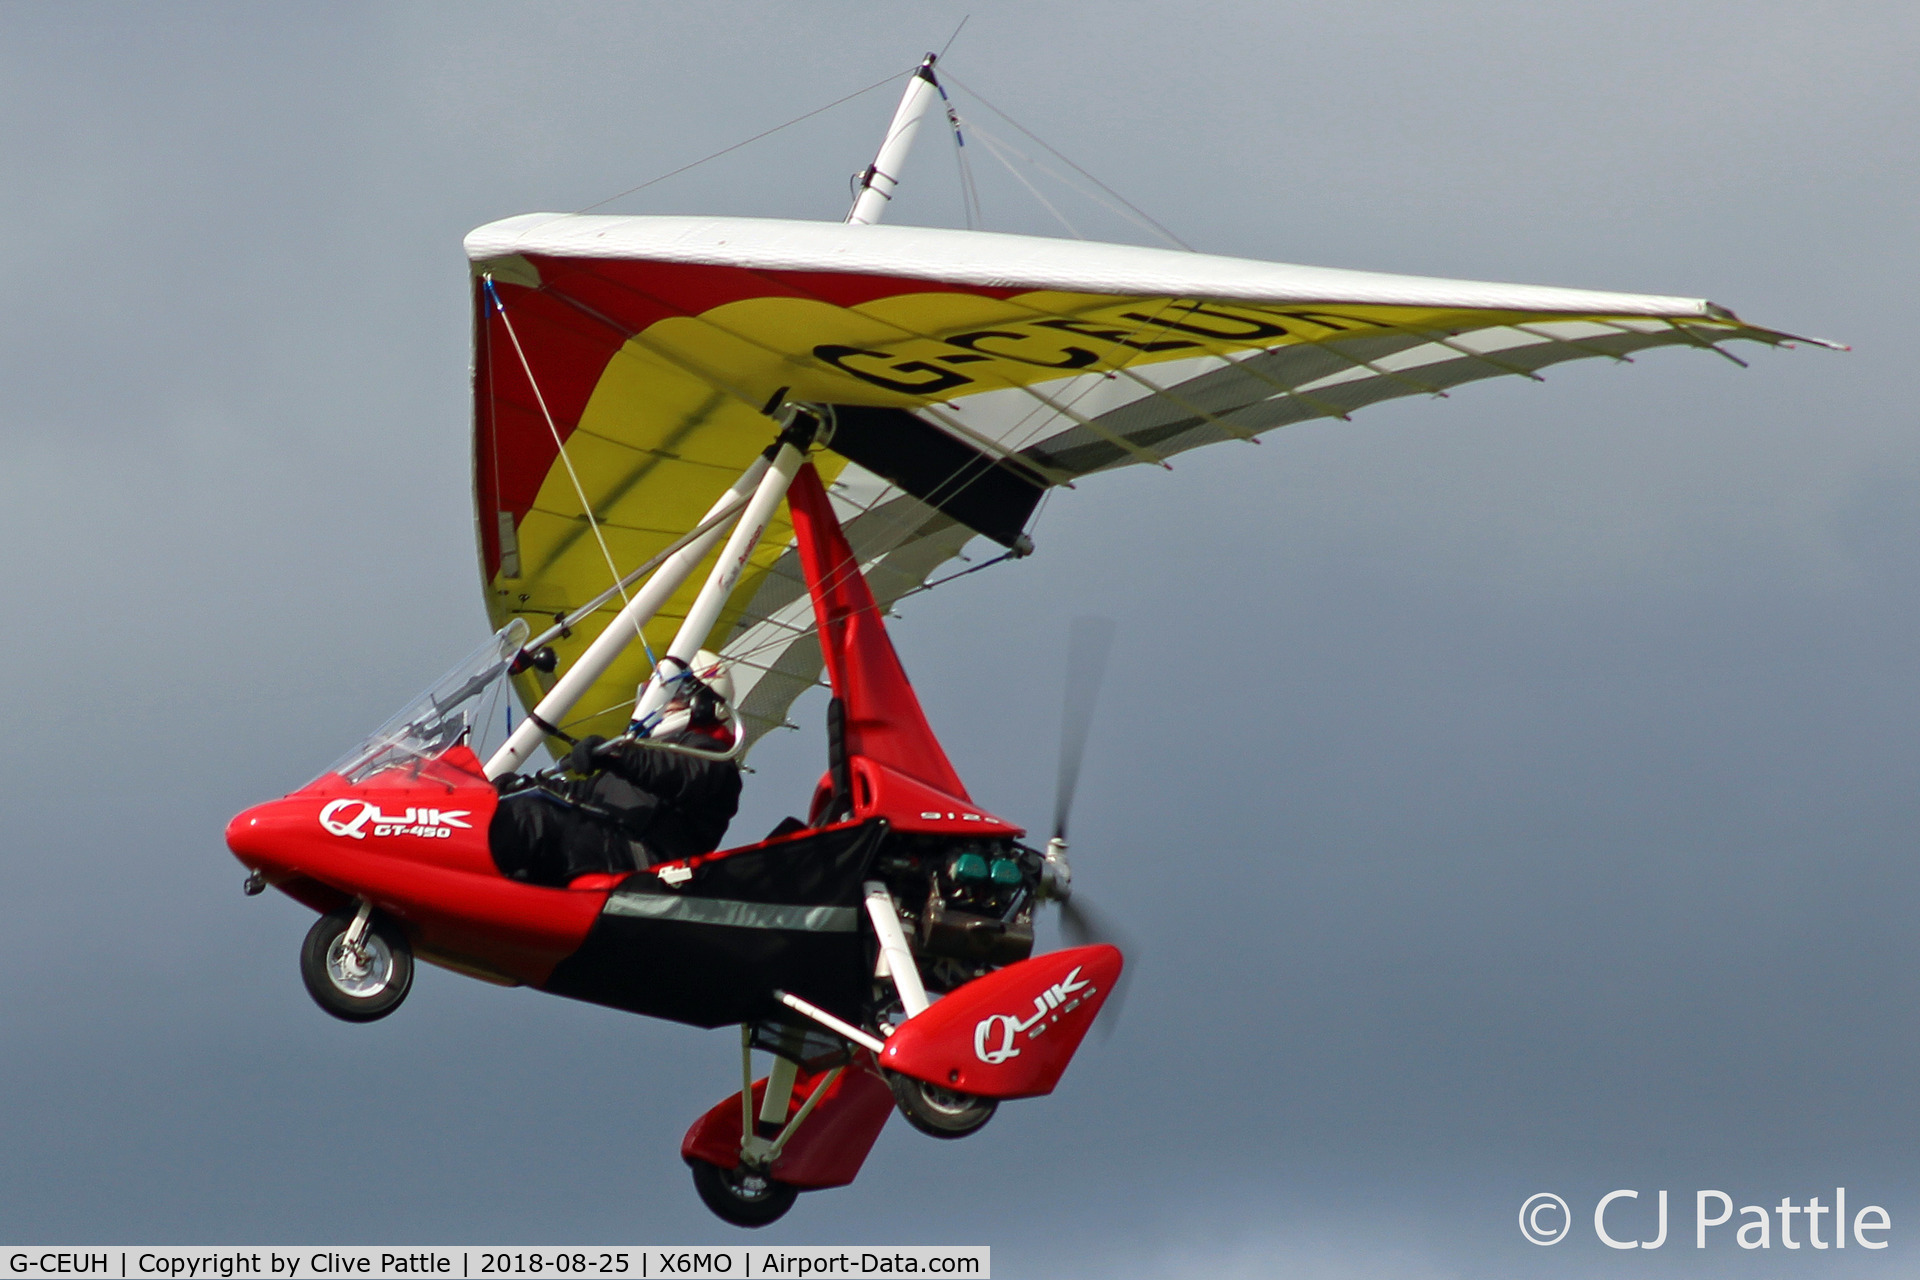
left=300, top=903, right=413, bottom=1022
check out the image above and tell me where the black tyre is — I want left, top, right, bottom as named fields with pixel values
left=688, top=1158, right=798, bottom=1228
left=300, top=908, right=413, bottom=1023
left=886, top=1071, right=998, bottom=1139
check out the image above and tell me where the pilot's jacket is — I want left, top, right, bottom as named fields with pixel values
left=490, top=727, right=742, bottom=885
left=582, top=731, right=742, bottom=864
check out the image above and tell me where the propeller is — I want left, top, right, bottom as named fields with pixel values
left=1050, top=616, right=1115, bottom=852
left=1038, top=616, right=1132, bottom=1031
left=1057, top=894, right=1123, bottom=952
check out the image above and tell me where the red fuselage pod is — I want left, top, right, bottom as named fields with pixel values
left=224, top=745, right=605, bottom=986
left=228, top=743, right=896, bottom=1029
left=879, top=944, right=1124, bottom=1099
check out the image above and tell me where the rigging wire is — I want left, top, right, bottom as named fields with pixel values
left=570, top=68, right=911, bottom=216
left=942, top=71, right=1192, bottom=251
left=964, top=117, right=1208, bottom=251
left=936, top=77, right=983, bottom=230
left=483, top=275, right=659, bottom=667
left=932, top=17, right=981, bottom=228
left=708, top=473, right=1034, bottom=726
left=968, top=125, right=1081, bottom=238
left=896, top=545, right=1026, bottom=600
left=716, top=438, right=1053, bottom=692
left=938, top=15, right=971, bottom=59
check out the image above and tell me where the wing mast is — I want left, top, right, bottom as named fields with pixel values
left=846, top=53, right=942, bottom=226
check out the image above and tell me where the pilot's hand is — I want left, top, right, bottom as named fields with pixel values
left=569, top=735, right=608, bottom=775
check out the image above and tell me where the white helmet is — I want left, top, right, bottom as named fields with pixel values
left=685, top=649, right=735, bottom=714
left=637, top=649, right=735, bottom=741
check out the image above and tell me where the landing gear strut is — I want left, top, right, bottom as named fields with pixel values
left=687, top=1025, right=860, bottom=1227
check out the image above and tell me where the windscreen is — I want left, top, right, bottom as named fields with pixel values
left=324, top=619, right=529, bottom=784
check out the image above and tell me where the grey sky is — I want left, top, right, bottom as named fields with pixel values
left=0, top=3, right=1914, bottom=1275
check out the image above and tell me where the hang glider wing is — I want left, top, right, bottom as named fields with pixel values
left=467, top=214, right=1828, bottom=751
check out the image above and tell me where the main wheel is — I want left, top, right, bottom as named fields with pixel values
left=300, top=908, right=413, bottom=1023
left=886, top=1071, right=998, bottom=1139
left=688, top=1159, right=798, bottom=1228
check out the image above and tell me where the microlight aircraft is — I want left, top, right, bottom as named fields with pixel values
left=225, top=56, right=1832, bottom=1226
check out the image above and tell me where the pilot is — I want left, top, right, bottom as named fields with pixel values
left=490, top=651, right=744, bottom=886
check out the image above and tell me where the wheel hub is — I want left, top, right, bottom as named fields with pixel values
left=327, top=935, right=392, bottom=997
left=920, top=1085, right=975, bottom=1115
left=731, top=1168, right=774, bottom=1201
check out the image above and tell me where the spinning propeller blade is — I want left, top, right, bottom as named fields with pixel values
left=1043, top=616, right=1130, bottom=1033
left=1057, top=895, right=1117, bottom=950
left=1052, top=616, right=1116, bottom=843
left=1058, top=894, right=1133, bottom=1035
